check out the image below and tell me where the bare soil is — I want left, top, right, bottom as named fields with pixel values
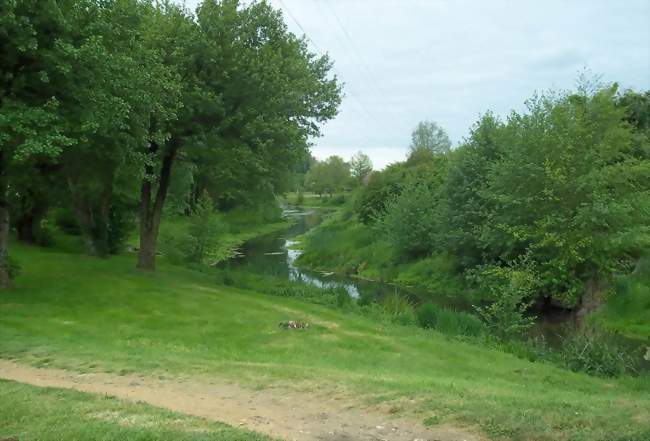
left=0, top=359, right=484, bottom=441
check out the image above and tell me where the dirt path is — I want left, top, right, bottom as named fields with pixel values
left=0, top=359, right=483, bottom=441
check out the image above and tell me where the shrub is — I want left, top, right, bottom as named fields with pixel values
left=379, top=181, right=440, bottom=258
left=159, top=192, right=225, bottom=265
left=470, top=259, right=538, bottom=340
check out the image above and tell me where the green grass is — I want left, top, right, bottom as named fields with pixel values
left=2, top=243, right=650, bottom=441
left=595, top=256, right=650, bottom=340
left=0, top=380, right=273, bottom=441
left=296, top=211, right=464, bottom=297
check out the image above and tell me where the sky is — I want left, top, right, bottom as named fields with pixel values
left=182, top=0, right=650, bottom=169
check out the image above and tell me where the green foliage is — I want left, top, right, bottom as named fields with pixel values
left=409, top=120, right=452, bottom=155
left=160, top=191, right=224, bottom=265
left=379, top=181, right=439, bottom=258
left=304, top=156, right=351, bottom=196
left=349, top=151, right=373, bottom=184
left=471, top=261, right=537, bottom=340
left=355, top=163, right=407, bottom=224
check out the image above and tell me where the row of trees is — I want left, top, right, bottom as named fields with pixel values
left=0, top=0, right=341, bottom=286
left=303, top=151, right=373, bottom=196
left=357, top=82, right=649, bottom=308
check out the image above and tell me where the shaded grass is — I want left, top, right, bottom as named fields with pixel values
left=595, top=256, right=650, bottom=340
left=0, top=380, right=273, bottom=441
left=1, top=243, right=649, bottom=441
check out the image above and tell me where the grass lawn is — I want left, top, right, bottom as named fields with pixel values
left=1, top=242, right=649, bottom=441
left=0, top=379, right=273, bottom=441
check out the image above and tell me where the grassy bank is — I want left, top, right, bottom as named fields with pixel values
left=0, top=380, right=272, bottom=441
left=298, top=209, right=650, bottom=343
left=594, top=256, right=650, bottom=340
left=295, top=209, right=464, bottom=297
left=1, top=242, right=649, bottom=441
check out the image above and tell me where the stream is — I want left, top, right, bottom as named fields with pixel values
left=226, top=206, right=649, bottom=370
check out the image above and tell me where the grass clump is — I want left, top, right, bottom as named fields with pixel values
left=558, top=330, right=639, bottom=377
left=416, top=302, right=485, bottom=338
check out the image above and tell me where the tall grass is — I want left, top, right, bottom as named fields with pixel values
left=416, top=302, right=485, bottom=337
left=596, top=255, right=650, bottom=339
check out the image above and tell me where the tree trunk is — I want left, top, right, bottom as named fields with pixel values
left=137, top=144, right=177, bottom=271
left=0, top=151, right=12, bottom=288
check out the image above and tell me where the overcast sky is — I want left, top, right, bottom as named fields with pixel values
left=183, top=0, right=650, bottom=169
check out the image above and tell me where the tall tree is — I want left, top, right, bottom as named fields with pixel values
left=350, top=151, right=373, bottom=184
left=305, top=156, right=350, bottom=196
left=136, top=0, right=341, bottom=270
left=0, top=0, right=76, bottom=287
left=409, top=120, right=452, bottom=157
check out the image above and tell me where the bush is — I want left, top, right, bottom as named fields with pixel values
left=160, top=192, right=225, bottom=265
left=470, top=260, right=538, bottom=340
left=379, top=180, right=440, bottom=258
left=416, top=302, right=485, bottom=337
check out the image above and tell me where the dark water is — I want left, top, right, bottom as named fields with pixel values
left=227, top=207, right=649, bottom=370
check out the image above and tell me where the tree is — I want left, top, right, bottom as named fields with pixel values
left=479, top=84, right=650, bottom=306
left=0, top=0, right=77, bottom=286
left=135, top=0, right=341, bottom=270
left=305, top=156, right=350, bottom=196
left=350, top=151, right=373, bottom=184
left=409, top=120, right=452, bottom=157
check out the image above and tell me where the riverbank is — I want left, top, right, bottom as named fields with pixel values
left=295, top=206, right=650, bottom=343
left=1, top=241, right=649, bottom=441
left=294, top=208, right=465, bottom=298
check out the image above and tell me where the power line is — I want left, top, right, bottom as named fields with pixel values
left=319, top=0, right=386, bottom=97
left=276, top=0, right=384, bottom=128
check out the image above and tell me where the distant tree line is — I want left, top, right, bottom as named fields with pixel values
left=0, top=0, right=342, bottom=286
left=301, top=151, right=373, bottom=197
